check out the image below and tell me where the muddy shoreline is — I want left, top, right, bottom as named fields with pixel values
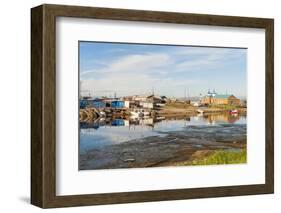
left=79, top=124, right=246, bottom=170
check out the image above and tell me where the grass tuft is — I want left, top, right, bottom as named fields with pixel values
left=177, top=149, right=246, bottom=166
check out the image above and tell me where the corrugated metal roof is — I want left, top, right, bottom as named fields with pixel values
left=214, top=94, right=231, bottom=99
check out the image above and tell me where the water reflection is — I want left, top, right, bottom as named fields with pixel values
left=80, top=113, right=245, bottom=130
left=80, top=113, right=246, bottom=153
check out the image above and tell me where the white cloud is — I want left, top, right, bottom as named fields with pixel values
left=109, top=53, right=171, bottom=72
left=81, top=53, right=172, bottom=78
left=80, top=45, right=246, bottom=97
left=174, top=48, right=245, bottom=72
left=81, top=73, right=202, bottom=97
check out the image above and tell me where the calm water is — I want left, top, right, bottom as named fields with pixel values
left=80, top=113, right=247, bottom=153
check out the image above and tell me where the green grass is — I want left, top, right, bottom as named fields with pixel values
left=177, top=149, right=247, bottom=166
left=208, top=104, right=239, bottom=110
left=165, top=102, right=194, bottom=109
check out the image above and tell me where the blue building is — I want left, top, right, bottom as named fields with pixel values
left=111, top=100, right=125, bottom=108
left=92, top=99, right=106, bottom=108
left=90, top=99, right=125, bottom=109
left=80, top=99, right=88, bottom=109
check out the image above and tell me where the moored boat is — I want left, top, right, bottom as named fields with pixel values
left=229, top=109, right=238, bottom=114
left=130, top=109, right=151, bottom=117
left=130, top=110, right=144, bottom=117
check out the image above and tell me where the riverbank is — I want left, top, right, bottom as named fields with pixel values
left=157, top=102, right=246, bottom=117
left=156, top=102, right=197, bottom=117
left=79, top=123, right=247, bottom=170
left=174, top=148, right=246, bottom=166
left=79, top=102, right=246, bottom=122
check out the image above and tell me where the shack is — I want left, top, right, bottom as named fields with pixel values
left=111, top=100, right=125, bottom=108
left=80, top=99, right=88, bottom=109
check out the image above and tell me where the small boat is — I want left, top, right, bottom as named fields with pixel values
left=130, top=110, right=144, bottom=117
left=142, top=111, right=150, bottom=116
left=229, top=109, right=238, bottom=114
left=197, top=109, right=204, bottom=114
left=156, top=116, right=165, bottom=121
left=99, top=111, right=106, bottom=117
left=130, top=109, right=151, bottom=117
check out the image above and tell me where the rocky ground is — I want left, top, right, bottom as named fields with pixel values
left=79, top=124, right=247, bottom=170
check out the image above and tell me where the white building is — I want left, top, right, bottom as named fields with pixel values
left=139, top=101, right=154, bottom=109
left=124, top=100, right=130, bottom=108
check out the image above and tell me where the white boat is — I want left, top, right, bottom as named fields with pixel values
left=130, top=110, right=144, bottom=117
left=142, top=110, right=150, bottom=116
left=156, top=116, right=165, bottom=120
left=197, top=109, right=204, bottom=114
left=130, top=109, right=150, bottom=117
left=99, top=111, right=106, bottom=117
left=229, top=109, right=238, bottom=114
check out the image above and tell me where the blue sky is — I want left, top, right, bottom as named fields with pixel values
left=79, top=41, right=247, bottom=98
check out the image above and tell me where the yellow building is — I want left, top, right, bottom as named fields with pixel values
left=201, top=93, right=240, bottom=106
